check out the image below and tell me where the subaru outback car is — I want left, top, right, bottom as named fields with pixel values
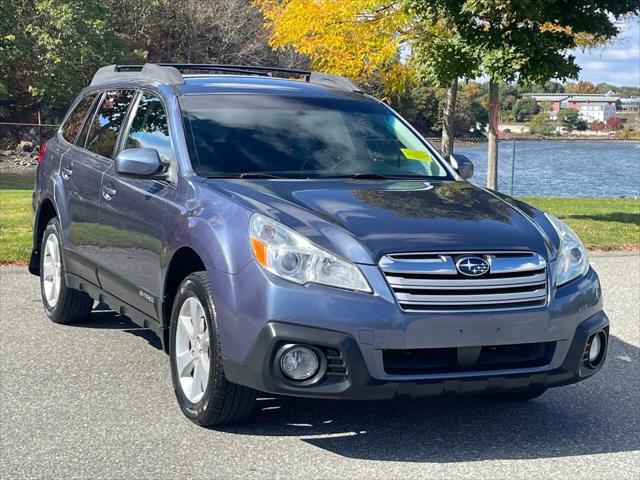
left=30, top=64, right=608, bottom=426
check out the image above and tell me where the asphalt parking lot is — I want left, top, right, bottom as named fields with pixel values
left=1, top=252, right=639, bottom=479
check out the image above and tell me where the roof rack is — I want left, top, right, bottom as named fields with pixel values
left=91, top=63, right=362, bottom=93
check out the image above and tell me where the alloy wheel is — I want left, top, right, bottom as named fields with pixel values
left=175, top=296, right=210, bottom=403
left=42, top=233, right=62, bottom=308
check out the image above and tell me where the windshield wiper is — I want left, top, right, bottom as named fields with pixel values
left=347, top=172, right=393, bottom=180
left=238, top=172, right=284, bottom=179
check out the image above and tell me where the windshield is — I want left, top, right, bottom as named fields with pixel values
left=180, top=94, right=451, bottom=179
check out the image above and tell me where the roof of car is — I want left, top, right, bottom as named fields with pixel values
left=177, top=74, right=365, bottom=99
left=89, top=64, right=367, bottom=100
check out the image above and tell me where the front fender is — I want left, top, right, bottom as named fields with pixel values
left=161, top=179, right=254, bottom=274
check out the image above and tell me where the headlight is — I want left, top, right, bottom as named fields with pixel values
left=249, top=214, right=371, bottom=293
left=546, top=213, right=589, bottom=286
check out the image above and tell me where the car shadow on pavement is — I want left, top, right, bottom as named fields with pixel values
left=222, top=335, right=639, bottom=463
left=68, top=307, right=163, bottom=351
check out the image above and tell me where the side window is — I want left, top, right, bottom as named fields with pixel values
left=76, top=93, right=101, bottom=147
left=85, top=90, right=136, bottom=158
left=124, top=93, right=173, bottom=163
left=61, top=94, right=96, bottom=143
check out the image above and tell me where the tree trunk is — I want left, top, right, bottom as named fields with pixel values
left=441, top=77, right=458, bottom=160
left=486, top=79, right=499, bottom=190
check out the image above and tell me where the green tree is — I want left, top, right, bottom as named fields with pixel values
left=595, top=82, right=616, bottom=94
left=542, top=81, right=565, bottom=93
left=529, top=112, right=553, bottom=135
left=412, top=22, right=479, bottom=157
left=1, top=0, right=124, bottom=120
left=513, top=97, right=540, bottom=122
left=411, top=0, right=639, bottom=189
left=575, top=119, right=588, bottom=131
left=557, top=108, right=581, bottom=131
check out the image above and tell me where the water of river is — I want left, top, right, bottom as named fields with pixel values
left=455, top=140, right=640, bottom=198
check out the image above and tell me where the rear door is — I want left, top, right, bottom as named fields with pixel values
left=97, top=90, right=176, bottom=318
left=60, top=89, right=136, bottom=284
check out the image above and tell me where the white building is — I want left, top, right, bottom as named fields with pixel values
left=578, top=102, right=616, bottom=123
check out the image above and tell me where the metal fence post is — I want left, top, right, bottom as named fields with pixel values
left=510, top=139, right=516, bottom=196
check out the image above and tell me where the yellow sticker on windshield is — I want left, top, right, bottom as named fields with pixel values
left=400, top=148, right=432, bottom=162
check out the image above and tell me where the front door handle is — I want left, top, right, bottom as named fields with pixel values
left=61, top=167, right=73, bottom=180
left=102, top=184, right=117, bottom=200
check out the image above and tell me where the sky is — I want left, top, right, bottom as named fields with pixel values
left=571, top=17, right=639, bottom=87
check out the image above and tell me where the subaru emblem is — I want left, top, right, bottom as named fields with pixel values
left=456, top=256, right=490, bottom=277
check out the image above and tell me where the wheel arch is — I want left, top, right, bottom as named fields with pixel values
left=29, top=197, right=59, bottom=276
left=161, top=246, right=207, bottom=352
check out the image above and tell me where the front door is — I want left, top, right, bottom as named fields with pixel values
left=97, top=91, right=176, bottom=318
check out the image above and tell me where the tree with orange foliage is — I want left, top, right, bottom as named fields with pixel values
left=566, top=81, right=598, bottom=94
left=257, top=1, right=409, bottom=81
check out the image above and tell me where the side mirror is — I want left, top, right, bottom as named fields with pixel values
left=115, top=148, right=164, bottom=178
left=450, top=154, right=474, bottom=180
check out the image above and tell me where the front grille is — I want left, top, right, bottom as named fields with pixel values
left=383, top=342, right=556, bottom=375
left=380, top=251, right=548, bottom=312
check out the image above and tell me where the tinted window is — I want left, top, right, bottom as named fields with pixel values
left=61, top=94, right=96, bottom=143
left=85, top=90, right=135, bottom=158
left=180, top=95, right=449, bottom=179
left=124, top=93, right=173, bottom=163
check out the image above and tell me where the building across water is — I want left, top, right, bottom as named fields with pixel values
left=523, top=92, right=623, bottom=123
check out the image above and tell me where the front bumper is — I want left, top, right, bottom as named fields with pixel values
left=210, top=259, right=606, bottom=400
left=223, top=310, right=609, bottom=400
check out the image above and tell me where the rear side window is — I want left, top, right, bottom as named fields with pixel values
left=85, top=90, right=135, bottom=158
left=124, top=93, right=173, bottom=163
left=61, top=94, right=96, bottom=143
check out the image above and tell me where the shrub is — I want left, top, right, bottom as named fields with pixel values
left=529, top=112, right=553, bottom=135
left=606, top=116, right=623, bottom=131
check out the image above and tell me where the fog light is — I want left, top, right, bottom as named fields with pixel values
left=280, top=346, right=319, bottom=381
left=588, top=331, right=606, bottom=366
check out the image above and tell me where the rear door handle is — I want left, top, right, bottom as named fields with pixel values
left=61, top=167, right=73, bottom=180
left=102, top=184, right=117, bottom=200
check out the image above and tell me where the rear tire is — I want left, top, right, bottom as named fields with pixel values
left=40, top=218, right=93, bottom=324
left=487, top=387, right=547, bottom=402
left=169, top=272, right=256, bottom=426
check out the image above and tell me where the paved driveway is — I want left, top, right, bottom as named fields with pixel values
left=1, top=253, right=638, bottom=479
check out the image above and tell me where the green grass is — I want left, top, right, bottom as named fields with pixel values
left=0, top=190, right=33, bottom=264
left=0, top=190, right=638, bottom=264
left=523, top=197, right=639, bottom=251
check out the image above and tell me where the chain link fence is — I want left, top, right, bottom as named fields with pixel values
left=0, top=123, right=59, bottom=189
left=427, top=136, right=640, bottom=198
left=0, top=124, right=638, bottom=197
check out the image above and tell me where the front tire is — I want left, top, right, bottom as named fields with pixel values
left=169, top=272, right=256, bottom=426
left=40, top=218, right=93, bottom=324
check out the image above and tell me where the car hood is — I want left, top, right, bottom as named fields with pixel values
left=206, top=179, right=551, bottom=264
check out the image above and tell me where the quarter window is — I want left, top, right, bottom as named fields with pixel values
left=61, top=94, right=96, bottom=143
left=85, top=90, right=136, bottom=158
left=124, top=93, right=173, bottom=163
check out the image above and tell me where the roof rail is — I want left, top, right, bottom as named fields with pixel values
left=308, top=72, right=361, bottom=93
left=156, top=63, right=312, bottom=77
left=91, top=63, right=362, bottom=93
left=91, top=64, right=183, bottom=86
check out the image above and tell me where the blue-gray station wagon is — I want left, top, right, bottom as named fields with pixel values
left=30, top=64, right=609, bottom=426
